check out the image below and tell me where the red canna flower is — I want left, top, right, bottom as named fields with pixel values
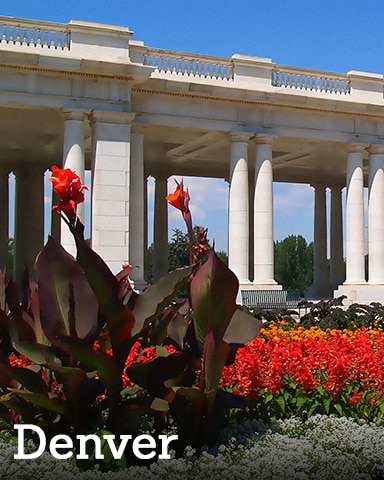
left=166, top=179, right=190, bottom=213
left=166, top=179, right=194, bottom=265
left=49, top=165, right=87, bottom=221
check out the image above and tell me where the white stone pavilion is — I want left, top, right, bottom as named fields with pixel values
left=1, top=15, right=384, bottom=304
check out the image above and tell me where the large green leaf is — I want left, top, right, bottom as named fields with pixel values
left=126, top=351, right=189, bottom=398
left=132, top=266, right=192, bottom=335
left=0, top=364, right=49, bottom=395
left=73, top=233, right=135, bottom=368
left=48, top=364, right=87, bottom=390
left=190, top=249, right=238, bottom=348
left=7, top=388, right=70, bottom=416
left=0, top=393, right=42, bottom=423
left=59, top=336, right=121, bottom=389
left=34, top=236, right=100, bottom=345
left=14, top=341, right=62, bottom=366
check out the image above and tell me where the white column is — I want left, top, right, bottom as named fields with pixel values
left=345, top=145, right=366, bottom=284
left=62, top=110, right=86, bottom=257
left=308, top=184, right=329, bottom=298
left=253, top=135, right=278, bottom=288
left=228, top=133, right=250, bottom=284
left=0, top=168, right=9, bottom=270
left=330, top=185, right=344, bottom=289
left=153, top=176, right=168, bottom=283
left=368, top=145, right=384, bottom=284
left=90, top=111, right=135, bottom=274
left=129, top=129, right=147, bottom=291
left=14, top=167, right=45, bottom=283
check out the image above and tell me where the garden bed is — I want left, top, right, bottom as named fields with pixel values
left=2, top=414, right=384, bottom=479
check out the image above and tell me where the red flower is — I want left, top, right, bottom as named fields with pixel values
left=166, top=179, right=194, bottom=264
left=166, top=179, right=190, bottom=213
left=49, top=165, right=87, bottom=219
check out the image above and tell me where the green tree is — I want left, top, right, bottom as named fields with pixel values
left=274, top=234, right=314, bottom=295
left=168, top=228, right=190, bottom=272
left=145, top=227, right=228, bottom=283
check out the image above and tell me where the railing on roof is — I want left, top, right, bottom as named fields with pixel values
left=142, top=47, right=234, bottom=81
left=272, top=66, right=350, bottom=95
left=0, top=17, right=70, bottom=50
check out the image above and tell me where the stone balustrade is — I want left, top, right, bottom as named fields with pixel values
left=0, top=15, right=382, bottom=102
left=272, top=66, right=350, bottom=95
left=0, top=16, right=133, bottom=62
left=0, top=17, right=70, bottom=50
left=142, top=47, right=233, bottom=81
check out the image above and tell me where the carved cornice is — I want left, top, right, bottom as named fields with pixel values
left=0, top=63, right=134, bottom=81
left=132, top=87, right=384, bottom=120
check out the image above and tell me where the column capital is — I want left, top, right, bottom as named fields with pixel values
left=329, top=184, right=344, bottom=192
left=228, top=132, right=251, bottom=143
left=310, top=182, right=327, bottom=191
left=89, top=110, right=136, bottom=126
left=131, top=125, right=146, bottom=136
left=13, top=165, right=46, bottom=177
left=347, top=142, right=368, bottom=154
left=368, top=144, right=384, bottom=155
left=253, top=133, right=275, bottom=146
left=62, top=108, right=88, bottom=122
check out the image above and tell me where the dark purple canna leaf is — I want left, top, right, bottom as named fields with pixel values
left=190, top=249, right=238, bottom=348
left=132, top=266, right=192, bottom=336
left=202, top=331, right=230, bottom=409
left=73, top=232, right=135, bottom=369
left=34, top=236, right=99, bottom=345
left=223, top=308, right=263, bottom=345
left=189, top=249, right=239, bottom=416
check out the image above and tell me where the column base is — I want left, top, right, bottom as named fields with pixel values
left=333, top=282, right=384, bottom=305
left=236, top=280, right=282, bottom=304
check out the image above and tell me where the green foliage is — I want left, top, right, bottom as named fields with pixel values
left=168, top=228, right=190, bottom=272
left=244, top=376, right=384, bottom=424
left=145, top=228, right=228, bottom=284
left=249, top=296, right=384, bottom=331
left=274, top=235, right=313, bottom=295
left=298, top=296, right=384, bottom=331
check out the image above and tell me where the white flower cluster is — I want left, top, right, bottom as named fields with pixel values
left=2, top=415, right=384, bottom=480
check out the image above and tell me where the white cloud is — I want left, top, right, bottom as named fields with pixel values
left=274, top=183, right=314, bottom=217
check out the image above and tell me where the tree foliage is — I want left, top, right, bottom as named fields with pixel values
left=146, top=228, right=228, bottom=283
left=274, top=235, right=314, bottom=295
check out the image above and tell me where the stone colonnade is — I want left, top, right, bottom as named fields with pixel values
left=2, top=108, right=146, bottom=290
left=5, top=114, right=384, bottom=301
left=227, top=135, right=384, bottom=299
left=228, top=134, right=278, bottom=290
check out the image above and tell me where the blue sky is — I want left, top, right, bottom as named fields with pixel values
left=3, top=1, right=383, bottom=251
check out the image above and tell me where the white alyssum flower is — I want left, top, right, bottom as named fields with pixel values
left=1, top=415, right=384, bottom=480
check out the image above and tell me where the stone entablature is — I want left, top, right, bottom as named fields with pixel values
left=1, top=16, right=384, bottom=107
left=2, top=15, right=384, bottom=304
